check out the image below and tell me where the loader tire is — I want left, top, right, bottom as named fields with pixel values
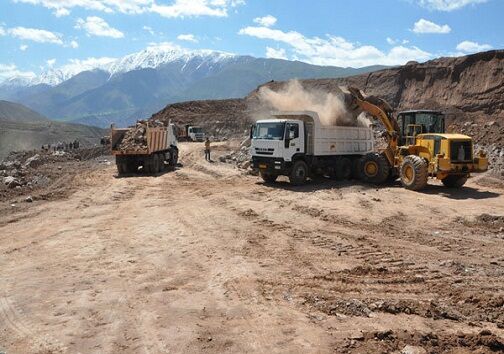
left=442, top=175, right=467, bottom=188
left=400, top=155, right=428, bottom=191
left=359, top=153, right=390, bottom=184
left=289, top=160, right=308, bottom=185
left=260, top=172, right=277, bottom=183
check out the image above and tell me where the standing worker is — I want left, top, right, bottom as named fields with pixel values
left=204, top=137, right=211, bottom=162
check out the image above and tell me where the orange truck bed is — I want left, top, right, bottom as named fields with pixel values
left=111, top=126, right=171, bottom=156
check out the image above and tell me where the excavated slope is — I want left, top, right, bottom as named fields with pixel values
left=151, top=50, right=504, bottom=144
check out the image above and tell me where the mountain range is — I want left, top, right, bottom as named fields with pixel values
left=0, top=45, right=386, bottom=128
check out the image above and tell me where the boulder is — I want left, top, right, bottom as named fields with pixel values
left=24, top=154, right=41, bottom=168
left=401, top=345, right=427, bottom=354
left=4, top=176, right=21, bottom=189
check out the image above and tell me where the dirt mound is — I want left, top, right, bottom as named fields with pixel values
left=0, top=146, right=110, bottom=202
left=150, top=99, right=252, bottom=139
left=150, top=50, right=503, bottom=140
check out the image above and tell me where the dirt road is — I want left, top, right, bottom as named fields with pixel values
left=1, top=143, right=503, bottom=353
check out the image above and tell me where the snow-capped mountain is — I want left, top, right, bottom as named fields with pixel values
left=0, top=45, right=386, bottom=128
left=3, top=44, right=237, bottom=87
left=107, top=45, right=237, bottom=77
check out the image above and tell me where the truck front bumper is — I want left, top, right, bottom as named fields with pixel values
left=252, top=156, right=288, bottom=174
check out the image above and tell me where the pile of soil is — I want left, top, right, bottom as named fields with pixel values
left=0, top=146, right=109, bottom=202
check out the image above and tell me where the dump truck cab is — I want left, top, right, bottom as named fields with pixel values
left=251, top=111, right=374, bottom=185
left=187, top=126, right=205, bottom=142
left=251, top=118, right=304, bottom=162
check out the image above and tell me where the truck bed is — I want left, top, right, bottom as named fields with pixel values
left=310, top=125, right=374, bottom=156
left=111, top=127, right=171, bottom=156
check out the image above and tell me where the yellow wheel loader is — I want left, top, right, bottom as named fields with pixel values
left=345, top=87, right=488, bottom=191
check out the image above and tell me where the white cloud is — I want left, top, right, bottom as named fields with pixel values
left=266, top=47, right=287, bottom=60
left=75, top=16, right=124, bottom=38
left=14, top=0, right=246, bottom=18
left=59, top=57, right=117, bottom=76
left=239, top=26, right=431, bottom=67
left=8, top=26, right=63, bottom=44
left=13, top=0, right=151, bottom=16
left=413, top=19, right=451, bottom=34
left=54, top=7, right=70, bottom=17
left=254, top=15, right=277, bottom=27
left=387, top=37, right=410, bottom=45
left=0, top=63, right=36, bottom=81
left=456, top=40, right=492, bottom=53
left=143, top=25, right=154, bottom=35
left=0, top=27, right=5, bottom=36
left=19, top=44, right=28, bottom=51
left=177, top=33, right=198, bottom=43
left=46, top=58, right=56, bottom=66
left=417, top=0, right=487, bottom=11
left=69, top=40, right=79, bottom=48
left=150, top=0, right=245, bottom=18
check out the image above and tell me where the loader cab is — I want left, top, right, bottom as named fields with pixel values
left=396, top=110, right=445, bottom=145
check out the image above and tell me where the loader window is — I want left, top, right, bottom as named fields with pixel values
left=416, top=113, right=444, bottom=134
left=253, top=122, right=285, bottom=140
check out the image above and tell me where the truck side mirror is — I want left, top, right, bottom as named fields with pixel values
left=250, top=125, right=254, bottom=139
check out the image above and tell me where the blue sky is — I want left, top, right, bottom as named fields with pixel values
left=0, top=0, right=502, bottom=80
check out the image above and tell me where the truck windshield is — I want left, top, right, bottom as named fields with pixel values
left=192, top=127, right=203, bottom=133
left=253, top=122, right=285, bottom=140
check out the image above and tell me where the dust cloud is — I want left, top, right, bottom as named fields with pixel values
left=257, top=80, right=370, bottom=127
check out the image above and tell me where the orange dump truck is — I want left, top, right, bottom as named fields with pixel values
left=111, top=122, right=179, bottom=174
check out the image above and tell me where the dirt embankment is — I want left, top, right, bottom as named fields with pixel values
left=151, top=50, right=503, bottom=139
left=0, top=147, right=111, bottom=204
left=150, top=99, right=253, bottom=138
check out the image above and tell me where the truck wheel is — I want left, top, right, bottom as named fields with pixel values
left=126, top=160, right=137, bottom=174
left=359, top=153, right=390, bottom=184
left=400, top=155, right=428, bottom=190
left=143, top=157, right=154, bottom=174
left=336, top=157, right=352, bottom=180
left=442, top=175, right=468, bottom=188
left=171, top=148, right=179, bottom=167
left=157, top=153, right=165, bottom=172
left=289, top=160, right=308, bottom=185
left=260, top=172, right=277, bottom=183
left=117, top=162, right=128, bottom=175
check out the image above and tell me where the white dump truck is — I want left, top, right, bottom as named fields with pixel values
left=177, top=124, right=205, bottom=142
left=250, top=111, right=375, bottom=185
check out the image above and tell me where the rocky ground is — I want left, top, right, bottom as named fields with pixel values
left=0, top=141, right=503, bottom=354
left=0, top=146, right=110, bottom=204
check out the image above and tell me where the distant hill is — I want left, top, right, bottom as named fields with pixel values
left=0, top=45, right=386, bottom=128
left=0, top=100, right=49, bottom=123
left=0, top=101, right=106, bottom=160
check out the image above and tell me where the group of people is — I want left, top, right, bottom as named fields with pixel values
left=41, top=139, right=80, bottom=153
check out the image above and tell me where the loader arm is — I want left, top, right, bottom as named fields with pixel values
left=345, top=87, right=400, bottom=166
